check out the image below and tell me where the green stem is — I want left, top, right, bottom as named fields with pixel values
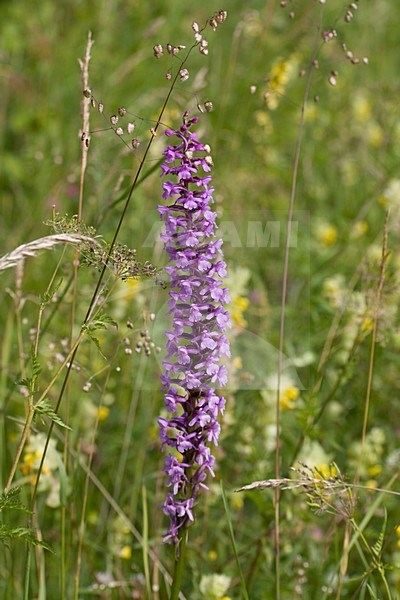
left=170, top=531, right=188, bottom=600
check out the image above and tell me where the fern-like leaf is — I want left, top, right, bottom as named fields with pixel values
left=371, top=509, right=387, bottom=560
left=35, top=399, right=71, bottom=430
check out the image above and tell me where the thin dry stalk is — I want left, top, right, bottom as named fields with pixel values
left=335, top=209, right=390, bottom=599
left=274, top=14, right=322, bottom=598
left=65, top=31, right=94, bottom=598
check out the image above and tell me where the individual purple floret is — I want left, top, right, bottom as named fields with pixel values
left=158, top=112, right=230, bottom=544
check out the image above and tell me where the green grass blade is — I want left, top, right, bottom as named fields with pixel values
left=220, top=481, right=250, bottom=600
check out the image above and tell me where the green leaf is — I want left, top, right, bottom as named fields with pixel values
left=371, top=510, right=387, bottom=560
left=220, top=481, right=250, bottom=600
left=85, top=329, right=106, bottom=359
left=87, top=312, right=118, bottom=331
left=40, top=278, right=63, bottom=306
left=17, top=378, right=32, bottom=389
left=0, top=488, right=31, bottom=514
left=31, top=348, right=41, bottom=378
left=366, top=584, right=378, bottom=599
left=34, top=399, right=71, bottom=430
left=0, top=525, right=53, bottom=552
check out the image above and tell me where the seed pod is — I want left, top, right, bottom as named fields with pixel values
left=153, top=44, right=163, bottom=58
left=179, top=68, right=189, bottom=82
left=118, top=107, right=127, bottom=117
left=83, top=89, right=91, bottom=98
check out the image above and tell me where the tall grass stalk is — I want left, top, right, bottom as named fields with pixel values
left=62, top=31, right=94, bottom=600
left=335, top=210, right=391, bottom=598
left=274, top=9, right=323, bottom=597
left=221, top=481, right=250, bottom=600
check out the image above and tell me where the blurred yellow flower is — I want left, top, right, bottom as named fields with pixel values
left=119, top=545, right=131, bottom=560
left=97, top=406, right=110, bottom=421
left=315, top=464, right=339, bottom=479
left=266, top=54, right=299, bottom=110
left=280, top=386, right=299, bottom=411
left=352, top=220, right=368, bottom=238
left=367, top=464, right=382, bottom=477
left=208, top=550, right=218, bottom=561
left=365, top=479, right=378, bottom=490
left=353, top=94, right=372, bottom=122
left=232, top=356, right=243, bottom=370
left=122, top=278, right=140, bottom=300
left=362, top=317, right=373, bottom=332
left=231, top=295, right=249, bottom=328
left=316, top=224, right=337, bottom=247
left=368, top=123, right=384, bottom=148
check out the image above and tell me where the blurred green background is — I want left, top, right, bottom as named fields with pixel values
left=1, top=0, right=400, bottom=598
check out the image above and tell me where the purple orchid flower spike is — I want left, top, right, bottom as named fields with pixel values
left=158, top=112, right=231, bottom=544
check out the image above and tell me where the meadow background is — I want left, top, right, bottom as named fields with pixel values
left=1, top=0, right=400, bottom=598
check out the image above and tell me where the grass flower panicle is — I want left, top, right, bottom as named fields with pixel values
left=158, top=112, right=230, bottom=544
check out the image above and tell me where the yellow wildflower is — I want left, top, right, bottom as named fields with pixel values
left=208, top=550, right=218, bottom=561
left=266, top=54, right=299, bottom=110
left=316, top=224, right=337, bottom=247
left=353, top=94, right=372, bottom=122
left=362, top=317, right=373, bottom=332
left=368, top=123, right=384, bottom=148
left=367, top=464, right=382, bottom=477
left=280, top=386, right=300, bottom=411
left=232, top=356, right=243, bottom=370
left=231, top=295, right=249, bottom=328
left=365, top=480, right=378, bottom=490
left=97, top=406, right=110, bottom=421
left=352, top=220, right=368, bottom=238
left=119, top=545, right=132, bottom=560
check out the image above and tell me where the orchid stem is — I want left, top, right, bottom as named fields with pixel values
left=170, top=530, right=188, bottom=600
